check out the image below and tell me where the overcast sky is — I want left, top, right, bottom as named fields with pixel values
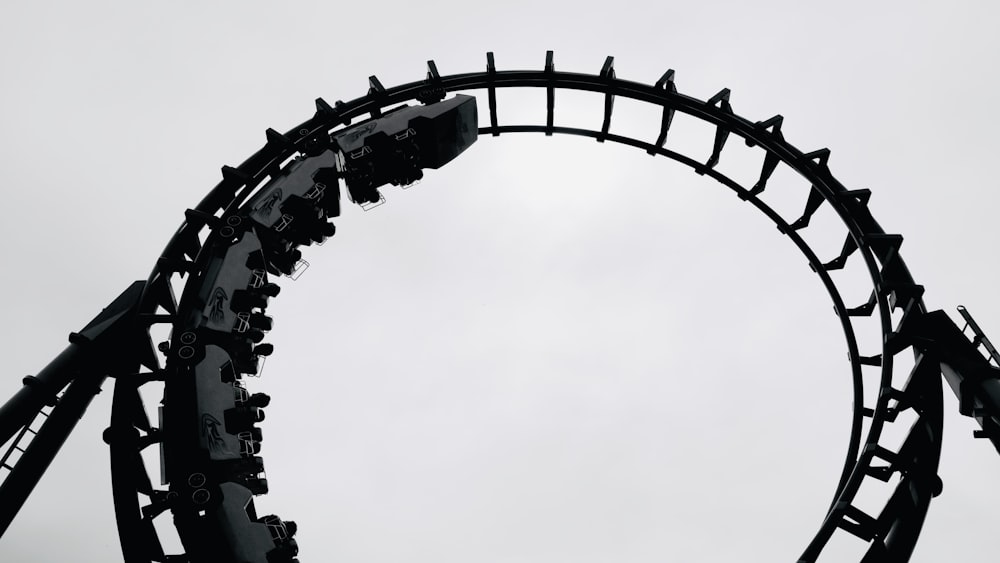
left=1, top=2, right=999, bottom=562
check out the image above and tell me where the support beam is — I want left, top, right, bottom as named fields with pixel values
left=0, top=281, right=146, bottom=535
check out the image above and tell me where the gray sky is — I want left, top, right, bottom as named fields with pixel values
left=1, top=1, right=999, bottom=562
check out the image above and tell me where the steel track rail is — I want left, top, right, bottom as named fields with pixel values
left=109, top=52, right=950, bottom=563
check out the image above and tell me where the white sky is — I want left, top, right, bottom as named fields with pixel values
left=1, top=1, right=999, bottom=562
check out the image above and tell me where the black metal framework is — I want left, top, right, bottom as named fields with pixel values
left=1, top=52, right=998, bottom=562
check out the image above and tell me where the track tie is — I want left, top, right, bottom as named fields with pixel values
left=138, top=313, right=174, bottom=326
left=417, top=60, right=446, bottom=104
left=881, top=386, right=911, bottom=409
left=859, top=354, right=882, bottom=366
left=886, top=283, right=924, bottom=312
left=367, top=75, right=385, bottom=118
left=137, top=430, right=162, bottom=450
left=883, top=406, right=902, bottom=422
left=140, top=491, right=173, bottom=520
left=846, top=291, right=877, bottom=317
left=834, top=502, right=878, bottom=541
left=743, top=116, right=783, bottom=196
left=865, top=443, right=899, bottom=464
left=544, top=50, right=555, bottom=135
left=743, top=152, right=779, bottom=199
left=157, top=256, right=196, bottom=275
left=790, top=187, right=825, bottom=231
left=314, top=97, right=335, bottom=117
left=706, top=88, right=730, bottom=106
left=426, top=59, right=441, bottom=81
left=866, top=465, right=894, bottom=482
left=599, top=56, right=615, bottom=79
left=221, top=165, right=254, bottom=187
left=884, top=330, right=914, bottom=358
left=264, top=128, right=294, bottom=149
left=823, top=256, right=847, bottom=272
left=184, top=208, right=221, bottom=228
left=864, top=233, right=903, bottom=267
left=315, top=97, right=350, bottom=127
left=822, top=235, right=860, bottom=271
left=598, top=56, right=615, bottom=142
left=802, top=147, right=831, bottom=167
left=973, top=428, right=998, bottom=440
left=654, top=68, right=675, bottom=90
left=486, top=52, right=499, bottom=135
left=746, top=114, right=785, bottom=149
left=135, top=370, right=167, bottom=385
left=147, top=272, right=178, bottom=315
left=175, top=228, right=202, bottom=261
left=835, top=188, right=872, bottom=204
left=647, top=69, right=676, bottom=155
left=701, top=89, right=732, bottom=172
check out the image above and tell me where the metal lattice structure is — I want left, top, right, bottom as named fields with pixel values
left=2, top=52, right=999, bottom=562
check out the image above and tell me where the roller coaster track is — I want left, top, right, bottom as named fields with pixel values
left=2, top=52, right=999, bottom=562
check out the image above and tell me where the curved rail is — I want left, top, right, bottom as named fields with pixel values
left=107, top=52, right=947, bottom=562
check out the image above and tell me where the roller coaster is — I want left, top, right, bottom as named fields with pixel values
left=1, top=52, right=998, bottom=562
